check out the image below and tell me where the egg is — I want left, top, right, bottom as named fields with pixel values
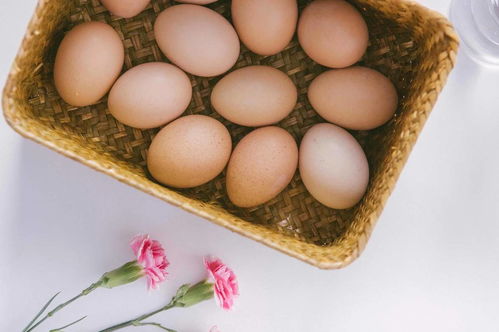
left=176, top=0, right=218, bottom=4
left=147, top=115, right=232, bottom=188
left=299, top=123, right=369, bottom=209
left=54, top=22, right=124, bottom=107
left=100, top=0, right=150, bottom=18
left=308, top=66, right=398, bottom=130
left=154, top=5, right=240, bottom=77
left=108, top=63, right=192, bottom=129
left=298, top=0, right=368, bottom=68
left=231, top=0, right=297, bottom=56
left=226, top=126, right=298, bottom=207
left=211, top=66, right=297, bottom=127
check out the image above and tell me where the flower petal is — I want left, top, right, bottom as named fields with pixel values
left=204, top=256, right=238, bottom=310
left=130, top=234, right=169, bottom=290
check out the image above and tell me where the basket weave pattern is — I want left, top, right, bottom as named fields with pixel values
left=3, top=0, right=458, bottom=268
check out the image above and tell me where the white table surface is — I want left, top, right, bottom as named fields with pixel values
left=1, top=1, right=499, bottom=331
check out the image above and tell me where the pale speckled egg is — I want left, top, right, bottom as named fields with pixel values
left=308, top=66, right=398, bottom=130
left=147, top=115, right=232, bottom=188
left=154, top=4, right=240, bottom=77
left=299, top=123, right=369, bottom=209
left=211, top=66, right=297, bottom=127
left=298, top=0, right=368, bottom=68
left=226, top=126, right=298, bottom=208
left=231, top=0, right=298, bottom=56
left=108, top=62, right=192, bottom=129
left=100, top=0, right=150, bottom=18
left=54, top=22, right=124, bottom=107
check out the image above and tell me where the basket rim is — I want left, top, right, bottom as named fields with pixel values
left=2, top=0, right=459, bottom=269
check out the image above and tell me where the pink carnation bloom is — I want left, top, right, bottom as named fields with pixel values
left=204, top=257, right=239, bottom=310
left=131, top=234, right=169, bottom=290
left=210, top=326, right=221, bottom=332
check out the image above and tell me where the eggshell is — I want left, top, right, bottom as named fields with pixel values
left=176, top=0, right=218, bottom=4
left=54, top=22, right=124, bottom=107
left=100, top=0, right=150, bottom=18
left=108, top=62, right=192, bottom=129
left=231, top=0, right=297, bottom=56
left=211, top=66, right=297, bottom=127
left=299, top=123, right=369, bottom=209
left=226, top=126, right=298, bottom=207
left=297, top=0, right=368, bottom=68
left=308, top=66, right=398, bottom=130
left=147, top=115, right=232, bottom=188
left=154, top=5, right=240, bottom=77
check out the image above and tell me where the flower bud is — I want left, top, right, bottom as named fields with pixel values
left=100, top=261, right=144, bottom=289
left=175, top=281, right=214, bottom=307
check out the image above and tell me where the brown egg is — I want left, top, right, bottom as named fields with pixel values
left=299, top=123, right=369, bottom=209
left=226, top=126, right=298, bottom=207
left=147, top=115, right=232, bottom=188
left=154, top=5, right=240, bottom=77
left=297, top=0, right=368, bottom=68
left=211, top=66, right=297, bottom=127
left=54, top=22, right=124, bottom=107
left=231, top=0, right=297, bottom=56
left=308, top=66, right=398, bottom=130
left=100, top=0, right=150, bottom=18
left=108, top=63, right=192, bottom=129
left=176, top=0, right=218, bottom=4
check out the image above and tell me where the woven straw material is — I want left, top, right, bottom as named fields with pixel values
left=3, top=0, right=458, bottom=269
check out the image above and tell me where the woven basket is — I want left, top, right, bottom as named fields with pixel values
left=2, top=0, right=458, bottom=269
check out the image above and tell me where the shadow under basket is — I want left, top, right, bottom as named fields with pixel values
left=3, top=0, right=458, bottom=269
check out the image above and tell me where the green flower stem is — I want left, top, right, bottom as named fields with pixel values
left=25, top=260, right=144, bottom=331
left=26, top=281, right=103, bottom=332
left=99, top=281, right=214, bottom=332
left=99, top=302, right=176, bottom=332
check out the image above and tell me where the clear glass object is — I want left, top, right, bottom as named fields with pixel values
left=450, top=0, right=499, bottom=66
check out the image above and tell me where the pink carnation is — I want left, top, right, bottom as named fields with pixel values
left=130, top=234, right=169, bottom=290
left=210, top=326, right=221, bottom=332
left=204, top=257, right=239, bottom=310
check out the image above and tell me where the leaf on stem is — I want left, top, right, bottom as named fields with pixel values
left=23, top=292, right=61, bottom=332
left=133, top=321, right=177, bottom=332
left=49, top=315, right=87, bottom=332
